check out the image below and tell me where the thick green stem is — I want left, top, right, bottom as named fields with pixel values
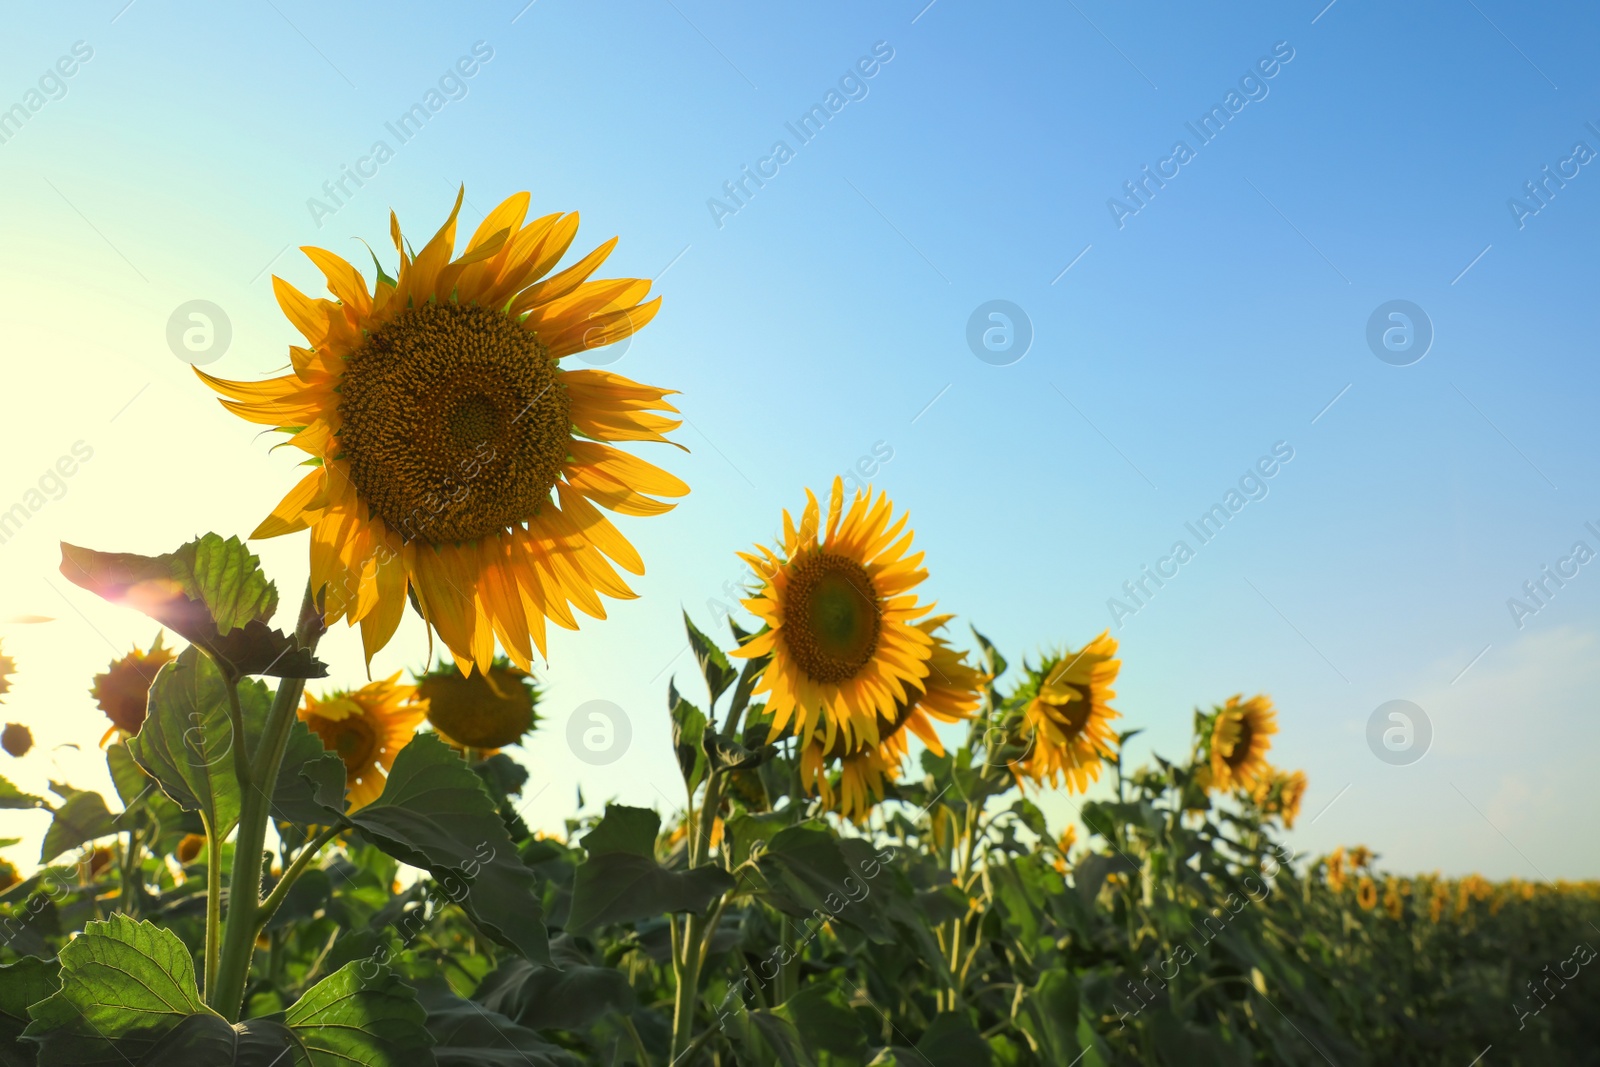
left=210, top=583, right=320, bottom=1021
left=202, top=814, right=221, bottom=1001
left=671, top=769, right=725, bottom=1061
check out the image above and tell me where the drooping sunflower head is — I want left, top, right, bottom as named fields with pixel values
left=1, top=724, right=32, bottom=758
left=299, top=672, right=427, bottom=810
left=1205, top=694, right=1277, bottom=794
left=199, top=190, right=688, bottom=674
left=797, top=619, right=985, bottom=823
left=1250, top=766, right=1308, bottom=829
left=416, top=657, right=539, bottom=751
left=91, top=634, right=176, bottom=745
left=733, top=479, right=938, bottom=752
left=1008, top=631, right=1121, bottom=794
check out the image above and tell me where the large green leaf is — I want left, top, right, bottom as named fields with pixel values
left=60, top=535, right=325, bottom=678
left=414, top=982, right=578, bottom=1066
left=473, top=948, right=635, bottom=1031
left=0, top=957, right=57, bottom=1067
left=314, top=734, right=549, bottom=963
left=1016, top=971, right=1080, bottom=1065
left=773, top=983, right=869, bottom=1061
left=21, top=916, right=429, bottom=1066
left=0, top=774, right=44, bottom=810
left=567, top=805, right=735, bottom=932
left=38, top=785, right=117, bottom=865
left=683, top=610, right=737, bottom=705
left=127, top=647, right=260, bottom=839
left=754, top=824, right=895, bottom=942
left=670, top=684, right=708, bottom=792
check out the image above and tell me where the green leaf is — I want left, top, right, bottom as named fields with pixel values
left=127, top=647, right=259, bottom=839
left=914, top=1014, right=992, bottom=1067
left=39, top=786, right=116, bottom=864
left=0, top=957, right=58, bottom=1067
left=270, top=719, right=346, bottom=825
left=684, top=610, right=737, bottom=706
left=568, top=805, right=734, bottom=932
left=321, top=734, right=549, bottom=963
left=970, top=625, right=1007, bottom=680
left=1073, top=851, right=1140, bottom=904
left=278, top=961, right=432, bottom=1064
left=725, top=1007, right=813, bottom=1067
left=414, top=981, right=577, bottom=1066
left=754, top=824, right=895, bottom=942
left=474, top=951, right=635, bottom=1031
left=1016, top=972, right=1079, bottom=1065
left=59, top=536, right=325, bottom=678
left=670, top=686, right=708, bottom=792
left=0, top=774, right=44, bottom=810
left=772, top=983, right=868, bottom=1061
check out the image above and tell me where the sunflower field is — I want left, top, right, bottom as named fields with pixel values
left=1, top=192, right=1597, bottom=1067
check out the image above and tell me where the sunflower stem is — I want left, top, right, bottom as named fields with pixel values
left=255, top=825, right=340, bottom=933
left=211, top=582, right=322, bottom=1021
left=201, top=813, right=222, bottom=1002
left=671, top=767, right=725, bottom=1060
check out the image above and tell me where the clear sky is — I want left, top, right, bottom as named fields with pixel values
left=0, top=0, right=1596, bottom=880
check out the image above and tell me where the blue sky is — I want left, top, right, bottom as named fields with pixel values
left=0, top=0, right=1596, bottom=879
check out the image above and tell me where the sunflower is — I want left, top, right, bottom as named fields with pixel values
left=1009, top=632, right=1121, bottom=794
left=1205, top=694, right=1277, bottom=794
left=1, top=724, right=30, bottom=758
left=417, top=658, right=538, bottom=750
left=1325, top=847, right=1347, bottom=893
left=1251, top=767, right=1307, bottom=828
left=733, top=479, right=937, bottom=751
left=1383, top=880, right=1404, bottom=920
left=798, top=618, right=984, bottom=823
left=1357, top=875, right=1378, bottom=911
left=300, top=673, right=427, bottom=809
left=1052, top=824, right=1079, bottom=875
left=198, top=190, right=687, bottom=674
left=91, top=635, right=176, bottom=745
left=0, top=643, right=12, bottom=700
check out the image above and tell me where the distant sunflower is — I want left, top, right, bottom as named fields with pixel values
left=91, top=635, right=175, bottom=745
left=798, top=618, right=984, bottom=823
left=1010, top=632, right=1121, bottom=794
left=0, top=643, right=13, bottom=700
left=199, top=190, right=686, bottom=673
left=1383, top=880, right=1404, bottom=920
left=1357, top=875, right=1378, bottom=911
left=1326, top=847, right=1347, bottom=893
left=1053, top=824, right=1079, bottom=875
left=1251, top=767, right=1308, bottom=829
left=300, top=673, right=427, bottom=809
left=733, top=479, right=937, bottom=751
left=417, top=658, right=538, bottom=750
left=1205, top=694, right=1277, bottom=794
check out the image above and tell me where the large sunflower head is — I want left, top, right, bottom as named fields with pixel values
left=798, top=619, right=985, bottom=823
left=1204, top=694, right=1277, bottom=794
left=416, top=657, right=538, bottom=751
left=199, top=190, right=688, bottom=674
left=299, top=673, right=427, bottom=810
left=732, top=479, right=937, bottom=752
left=91, top=634, right=176, bottom=745
left=1008, top=632, right=1121, bottom=794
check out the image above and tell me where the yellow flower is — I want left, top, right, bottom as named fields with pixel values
left=1357, top=875, right=1378, bottom=911
left=417, top=659, right=537, bottom=750
left=0, top=643, right=13, bottom=701
left=300, top=673, right=427, bottom=809
left=734, top=479, right=937, bottom=752
left=91, top=635, right=176, bottom=745
left=1251, top=767, right=1308, bottom=828
left=199, top=190, right=686, bottom=673
left=1326, top=847, right=1347, bottom=893
left=1348, top=845, right=1373, bottom=870
left=798, top=618, right=984, bottom=823
left=1053, top=825, right=1079, bottom=875
left=1010, top=632, right=1121, bottom=794
left=1383, top=880, right=1404, bottom=920
left=1205, top=694, right=1277, bottom=794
